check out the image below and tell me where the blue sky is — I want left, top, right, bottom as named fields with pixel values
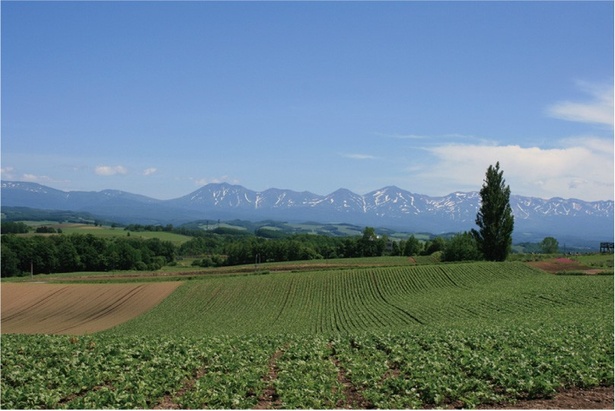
left=2, top=1, right=613, bottom=201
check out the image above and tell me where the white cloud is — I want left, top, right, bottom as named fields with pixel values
left=1, top=166, right=69, bottom=185
left=547, top=82, right=614, bottom=128
left=417, top=138, right=613, bottom=201
left=143, top=167, right=157, bottom=176
left=21, top=173, right=68, bottom=184
left=1, top=166, right=15, bottom=179
left=192, top=175, right=240, bottom=186
left=95, top=165, right=128, bottom=176
left=193, top=178, right=209, bottom=186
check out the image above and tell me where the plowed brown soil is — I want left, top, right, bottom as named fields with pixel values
left=1, top=282, right=181, bottom=334
left=479, top=385, right=614, bottom=409
left=528, top=257, right=596, bottom=274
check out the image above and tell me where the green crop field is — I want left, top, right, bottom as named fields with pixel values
left=2, top=261, right=613, bottom=409
left=18, top=222, right=192, bottom=245
left=105, top=262, right=612, bottom=336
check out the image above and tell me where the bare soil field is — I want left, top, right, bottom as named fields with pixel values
left=480, top=385, right=614, bottom=409
left=528, top=257, right=601, bottom=274
left=1, top=282, right=181, bottom=334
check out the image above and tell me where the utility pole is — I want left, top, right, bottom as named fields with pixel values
left=30, top=260, right=33, bottom=281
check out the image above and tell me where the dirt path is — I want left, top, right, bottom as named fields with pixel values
left=254, top=349, right=285, bottom=409
left=154, top=364, right=209, bottom=409
left=330, top=356, right=371, bottom=409
left=479, top=385, right=614, bottom=409
left=1, top=282, right=181, bottom=334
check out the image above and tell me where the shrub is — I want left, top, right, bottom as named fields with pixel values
left=443, top=232, right=482, bottom=262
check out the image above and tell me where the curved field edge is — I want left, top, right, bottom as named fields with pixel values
left=1, top=282, right=182, bottom=335
left=2, top=321, right=612, bottom=409
left=106, top=261, right=614, bottom=337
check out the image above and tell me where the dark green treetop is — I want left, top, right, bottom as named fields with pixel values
left=471, top=162, right=515, bottom=261
left=540, top=236, right=559, bottom=254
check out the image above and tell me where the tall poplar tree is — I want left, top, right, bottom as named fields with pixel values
left=471, top=162, right=514, bottom=261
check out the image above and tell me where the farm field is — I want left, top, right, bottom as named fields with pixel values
left=1, top=282, right=181, bottom=334
left=1, top=260, right=613, bottom=409
left=4, top=256, right=430, bottom=284
left=107, top=262, right=612, bottom=336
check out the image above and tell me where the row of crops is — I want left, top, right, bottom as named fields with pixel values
left=2, top=261, right=613, bottom=409
left=2, top=320, right=612, bottom=409
left=108, top=262, right=613, bottom=336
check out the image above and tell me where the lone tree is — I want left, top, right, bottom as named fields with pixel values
left=540, top=237, right=559, bottom=254
left=471, top=162, right=514, bottom=261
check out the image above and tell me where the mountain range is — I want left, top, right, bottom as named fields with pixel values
left=2, top=180, right=613, bottom=246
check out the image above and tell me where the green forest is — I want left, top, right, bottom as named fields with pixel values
left=1, top=225, right=449, bottom=277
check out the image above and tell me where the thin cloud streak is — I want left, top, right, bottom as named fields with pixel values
left=191, top=176, right=240, bottom=187
left=547, top=82, right=614, bottom=128
left=376, top=132, right=427, bottom=140
left=22, top=173, right=69, bottom=185
left=342, top=153, right=378, bottom=160
left=377, top=132, right=496, bottom=146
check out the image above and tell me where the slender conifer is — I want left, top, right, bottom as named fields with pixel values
left=471, top=162, right=514, bottom=261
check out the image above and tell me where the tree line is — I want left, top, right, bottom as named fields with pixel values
left=1, top=226, right=560, bottom=277
left=1, top=234, right=176, bottom=277
left=185, top=227, right=452, bottom=268
left=0, top=227, right=448, bottom=277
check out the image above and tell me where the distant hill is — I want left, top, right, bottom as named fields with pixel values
left=2, top=180, right=613, bottom=248
left=1, top=207, right=108, bottom=225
